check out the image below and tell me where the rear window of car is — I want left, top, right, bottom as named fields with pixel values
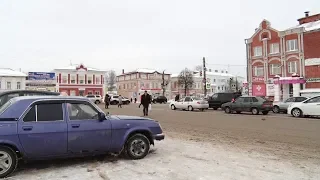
left=113, top=96, right=119, bottom=98
left=193, top=97, right=202, bottom=100
left=95, top=95, right=101, bottom=98
left=86, top=95, right=95, bottom=98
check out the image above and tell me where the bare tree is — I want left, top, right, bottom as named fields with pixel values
left=106, top=70, right=116, bottom=91
left=178, top=68, right=194, bottom=96
left=194, top=65, right=202, bottom=72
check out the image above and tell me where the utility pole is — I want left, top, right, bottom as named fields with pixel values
left=203, top=57, right=207, bottom=96
left=161, top=70, right=166, bottom=96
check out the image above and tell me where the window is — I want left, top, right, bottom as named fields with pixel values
left=269, top=64, right=281, bottom=75
left=67, top=102, right=99, bottom=120
left=285, top=97, right=294, bottom=103
left=0, top=81, right=1, bottom=89
left=288, top=61, right=297, bottom=73
left=6, top=82, right=11, bottom=90
left=70, top=90, right=76, bottom=96
left=95, top=77, right=101, bottom=84
left=253, top=46, right=262, bottom=56
left=62, top=75, right=68, bottom=84
left=70, top=76, right=76, bottom=84
left=295, top=97, right=307, bottom=102
left=270, top=43, right=280, bottom=54
left=87, top=75, right=92, bottom=84
left=16, top=82, right=21, bottom=89
left=23, top=103, right=63, bottom=122
left=253, top=66, right=264, bottom=76
left=286, top=39, right=298, bottom=51
left=79, top=75, right=85, bottom=84
left=95, top=91, right=100, bottom=95
left=184, top=97, right=191, bottom=102
left=305, top=96, right=320, bottom=103
left=235, top=97, right=244, bottom=103
left=251, top=97, right=258, bottom=102
left=243, top=97, right=250, bottom=103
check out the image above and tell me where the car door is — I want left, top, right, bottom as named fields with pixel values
left=242, top=97, right=251, bottom=112
left=183, top=97, right=192, bottom=109
left=300, top=96, right=320, bottom=115
left=231, top=97, right=244, bottom=111
left=66, top=100, right=112, bottom=153
left=17, top=100, right=68, bottom=158
left=175, top=98, right=184, bottom=109
left=280, top=97, right=295, bottom=110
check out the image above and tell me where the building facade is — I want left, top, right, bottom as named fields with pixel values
left=0, top=68, right=26, bottom=92
left=54, top=64, right=107, bottom=96
left=245, top=12, right=320, bottom=101
left=26, top=72, right=56, bottom=92
left=116, top=69, right=171, bottom=99
left=170, top=73, right=203, bottom=98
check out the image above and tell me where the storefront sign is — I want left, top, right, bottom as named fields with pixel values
left=252, top=77, right=264, bottom=82
left=266, top=84, right=274, bottom=96
left=306, top=78, right=320, bottom=83
left=28, top=72, right=55, bottom=80
left=252, top=84, right=266, bottom=96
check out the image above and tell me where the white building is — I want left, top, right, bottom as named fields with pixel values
left=170, top=72, right=203, bottom=98
left=0, top=68, right=27, bottom=92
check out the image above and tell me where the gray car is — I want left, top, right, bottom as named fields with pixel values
left=272, top=96, right=308, bottom=113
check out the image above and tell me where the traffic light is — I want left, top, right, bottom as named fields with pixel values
left=200, top=71, right=202, bottom=76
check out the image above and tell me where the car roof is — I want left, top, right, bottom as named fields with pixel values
left=0, top=90, right=60, bottom=96
left=11, top=95, right=88, bottom=102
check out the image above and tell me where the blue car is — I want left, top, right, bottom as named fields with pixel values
left=0, top=96, right=164, bottom=178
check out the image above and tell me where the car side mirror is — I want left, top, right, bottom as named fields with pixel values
left=98, top=112, right=107, bottom=121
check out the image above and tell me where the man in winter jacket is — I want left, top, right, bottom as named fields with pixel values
left=140, top=91, right=152, bottom=116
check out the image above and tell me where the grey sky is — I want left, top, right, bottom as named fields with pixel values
left=1, top=0, right=319, bottom=77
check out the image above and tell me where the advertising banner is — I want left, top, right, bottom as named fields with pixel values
left=252, top=84, right=266, bottom=96
left=28, top=72, right=55, bottom=80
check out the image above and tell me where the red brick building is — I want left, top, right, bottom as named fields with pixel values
left=245, top=11, right=320, bottom=99
left=54, top=64, right=107, bottom=96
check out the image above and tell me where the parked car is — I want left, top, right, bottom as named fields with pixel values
left=0, top=96, right=164, bottom=178
left=273, top=96, right=308, bottom=113
left=152, top=96, right=167, bottom=104
left=0, top=90, right=60, bottom=108
left=287, top=96, right=320, bottom=117
left=85, top=94, right=103, bottom=104
left=221, top=96, right=273, bottom=115
left=110, top=95, right=130, bottom=105
left=207, top=92, right=242, bottom=110
left=169, top=96, right=209, bottom=111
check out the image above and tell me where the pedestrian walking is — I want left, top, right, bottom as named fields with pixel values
left=104, top=94, right=110, bottom=109
left=130, top=97, right=133, bottom=103
left=118, top=95, right=123, bottom=108
left=134, top=97, right=137, bottom=103
left=140, top=91, right=152, bottom=116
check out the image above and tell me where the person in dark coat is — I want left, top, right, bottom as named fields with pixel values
left=105, top=94, right=110, bottom=109
left=140, top=91, right=152, bottom=116
left=175, top=94, right=180, bottom=101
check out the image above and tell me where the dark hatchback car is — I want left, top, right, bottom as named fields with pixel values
left=153, top=96, right=167, bottom=104
left=0, top=90, right=60, bottom=108
left=207, top=92, right=242, bottom=110
left=221, top=96, right=273, bottom=115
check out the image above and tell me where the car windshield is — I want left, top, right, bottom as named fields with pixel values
left=0, top=99, right=13, bottom=115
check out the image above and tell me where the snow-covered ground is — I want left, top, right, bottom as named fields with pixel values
left=9, top=138, right=320, bottom=180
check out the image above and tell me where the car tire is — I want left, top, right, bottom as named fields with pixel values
left=200, top=108, right=205, bottom=112
left=124, top=133, right=150, bottom=160
left=291, top=108, right=303, bottom=117
left=273, top=106, right=280, bottom=113
left=0, top=146, right=18, bottom=178
left=262, top=111, right=269, bottom=115
left=95, top=100, right=100, bottom=104
left=213, top=107, right=218, bottom=110
left=224, top=107, right=231, bottom=113
left=251, top=108, right=259, bottom=115
left=111, top=101, right=118, bottom=105
left=188, top=106, right=193, bottom=111
left=171, top=105, right=176, bottom=110
left=236, top=111, right=241, bottom=114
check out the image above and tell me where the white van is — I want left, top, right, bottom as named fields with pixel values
left=299, top=88, right=320, bottom=97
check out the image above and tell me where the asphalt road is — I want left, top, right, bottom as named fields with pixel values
left=99, top=103, right=320, bottom=164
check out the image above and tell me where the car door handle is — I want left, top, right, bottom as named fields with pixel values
left=22, top=126, right=33, bottom=131
left=71, top=124, right=80, bottom=128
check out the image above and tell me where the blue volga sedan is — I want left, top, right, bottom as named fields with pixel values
left=0, top=96, right=164, bottom=178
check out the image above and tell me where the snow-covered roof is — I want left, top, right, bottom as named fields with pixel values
left=0, top=68, right=27, bottom=77
left=54, top=64, right=107, bottom=72
left=287, top=20, right=320, bottom=32
left=120, top=68, right=171, bottom=76
left=206, top=71, right=234, bottom=77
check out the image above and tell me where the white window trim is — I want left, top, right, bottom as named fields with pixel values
left=253, top=66, right=264, bottom=77
left=253, top=46, right=263, bottom=57
left=79, top=75, right=85, bottom=84
left=6, top=81, right=11, bottom=90
left=70, top=75, right=76, bottom=84
left=62, top=75, right=68, bottom=84
left=269, top=64, right=281, bottom=75
left=87, top=75, right=93, bottom=84
left=286, top=39, right=298, bottom=52
left=17, top=82, right=21, bottom=89
left=288, top=61, right=298, bottom=73
left=270, top=43, right=280, bottom=54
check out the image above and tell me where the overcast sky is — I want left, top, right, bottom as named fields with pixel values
left=1, top=0, right=319, bottom=77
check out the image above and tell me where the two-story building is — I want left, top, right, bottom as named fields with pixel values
left=54, top=64, right=107, bottom=96
left=0, top=68, right=26, bottom=92
left=116, top=69, right=171, bottom=99
left=170, top=72, right=203, bottom=98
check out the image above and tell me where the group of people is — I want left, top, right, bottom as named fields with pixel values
left=103, top=91, right=153, bottom=116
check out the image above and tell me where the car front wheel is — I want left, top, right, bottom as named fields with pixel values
left=125, top=134, right=150, bottom=160
left=292, top=108, right=303, bottom=117
left=171, top=104, right=176, bottom=110
left=0, top=146, right=18, bottom=178
left=273, top=106, right=280, bottom=113
left=224, top=107, right=231, bottom=113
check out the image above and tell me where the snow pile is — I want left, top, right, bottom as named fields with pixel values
left=12, top=138, right=320, bottom=180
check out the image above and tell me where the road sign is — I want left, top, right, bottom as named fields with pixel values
left=206, top=83, right=211, bottom=89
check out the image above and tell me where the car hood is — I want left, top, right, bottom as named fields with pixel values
left=113, top=115, right=154, bottom=121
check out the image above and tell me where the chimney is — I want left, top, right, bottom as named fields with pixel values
left=305, top=11, right=309, bottom=17
left=122, top=69, right=124, bottom=74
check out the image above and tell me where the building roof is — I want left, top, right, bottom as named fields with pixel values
left=54, top=64, right=107, bottom=72
left=118, top=68, right=171, bottom=76
left=0, top=68, right=27, bottom=77
left=287, top=19, right=320, bottom=32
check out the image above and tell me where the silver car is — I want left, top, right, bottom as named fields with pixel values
left=85, top=94, right=103, bottom=104
left=169, top=96, right=209, bottom=111
left=273, top=96, right=308, bottom=113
